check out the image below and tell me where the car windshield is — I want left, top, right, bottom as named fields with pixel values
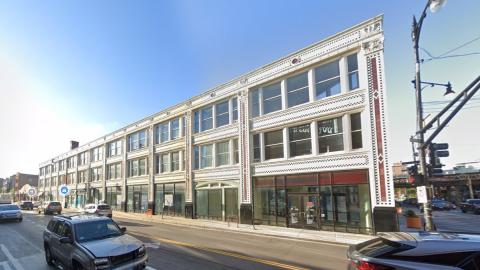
left=469, top=199, right=480, bottom=204
left=75, top=220, right=122, bottom=242
left=0, top=205, right=20, bottom=211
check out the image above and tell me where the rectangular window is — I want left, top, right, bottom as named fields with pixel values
left=289, top=124, right=312, bottom=157
left=78, top=171, right=86, bottom=183
left=318, top=117, right=344, bottom=153
left=216, top=141, right=229, bottom=166
left=232, top=97, right=238, bottom=121
left=233, top=138, right=239, bottom=164
left=251, top=89, right=260, bottom=118
left=347, top=53, right=359, bottom=90
left=91, top=167, right=103, bottom=181
left=139, top=158, right=146, bottom=175
left=161, top=154, right=169, bottom=173
left=315, top=60, right=341, bottom=99
left=171, top=152, right=180, bottom=171
left=159, top=123, right=169, bottom=143
left=262, top=82, right=282, bottom=114
left=193, top=146, right=199, bottom=170
left=351, top=113, right=363, bottom=149
left=216, top=101, right=229, bottom=127
left=171, top=118, right=180, bottom=140
left=264, top=130, right=284, bottom=160
left=129, top=159, right=138, bottom=177
left=253, top=134, right=260, bottom=162
left=79, top=152, right=88, bottom=165
left=193, top=111, right=200, bottom=133
left=109, top=140, right=121, bottom=157
left=201, top=106, right=213, bottom=131
left=129, top=130, right=146, bottom=151
left=287, top=72, right=309, bottom=107
left=108, top=163, right=121, bottom=179
left=92, top=147, right=103, bottom=162
left=200, top=144, right=213, bottom=168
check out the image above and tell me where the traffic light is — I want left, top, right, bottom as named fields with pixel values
left=428, top=143, right=449, bottom=177
left=406, top=164, right=423, bottom=185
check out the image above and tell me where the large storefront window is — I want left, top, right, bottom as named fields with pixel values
left=253, top=170, right=372, bottom=234
left=154, top=183, right=185, bottom=216
left=106, top=186, right=122, bottom=210
left=196, top=186, right=238, bottom=221
left=88, top=188, right=102, bottom=204
left=127, top=185, right=148, bottom=213
left=76, top=190, right=86, bottom=208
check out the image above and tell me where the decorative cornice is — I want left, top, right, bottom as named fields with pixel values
left=252, top=91, right=366, bottom=131
left=253, top=152, right=369, bottom=176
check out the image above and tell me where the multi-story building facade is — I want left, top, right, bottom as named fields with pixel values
left=39, top=15, right=394, bottom=234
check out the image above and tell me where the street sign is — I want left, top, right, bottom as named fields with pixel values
left=417, top=186, right=428, bottom=203
left=59, top=185, right=71, bottom=196
left=164, top=194, right=173, bottom=207
left=27, top=188, right=37, bottom=197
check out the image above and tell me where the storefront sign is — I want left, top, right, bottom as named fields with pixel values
left=417, top=186, right=427, bottom=203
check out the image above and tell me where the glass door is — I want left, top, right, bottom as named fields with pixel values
left=287, top=194, right=319, bottom=230
left=133, top=192, right=141, bottom=212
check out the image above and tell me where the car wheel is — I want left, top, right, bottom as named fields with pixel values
left=58, top=211, right=61, bottom=215
left=44, top=246, right=54, bottom=266
left=462, top=209, right=467, bottom=213
left=18, top=218, right=22, bottom=222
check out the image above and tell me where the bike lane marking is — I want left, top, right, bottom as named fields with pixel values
left=0, top=245, right=24, bottom=270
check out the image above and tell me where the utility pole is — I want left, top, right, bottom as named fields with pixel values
left=412, top=0, right=435, bottom=231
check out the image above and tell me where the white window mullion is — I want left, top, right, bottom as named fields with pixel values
left=308, top=69, right=315, bottom=102
left=228, top=98, right=233, bottom=125
left=212, top=105, right=217, bottom=129
left=311, top=121, right=319, bottom=156
left=283, top=128, right=289, bottom=159
left=339, top=56, right=349, bottom=94
left=342, top=115, right=351, bottom=151
left=281, top=80, right=287, bottom=110
left=212, top=143, right=217, bottom=167
left=229, top=139, right=234, bottom=165
left=259, top=133, right=265, bottom=162
left=259, top=88, right=264, bottom=116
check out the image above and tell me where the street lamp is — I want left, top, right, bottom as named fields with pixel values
left=412, top=0, right=447, bottom=231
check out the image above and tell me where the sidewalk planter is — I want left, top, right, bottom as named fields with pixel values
left=405, top=210, right=422, bottom=229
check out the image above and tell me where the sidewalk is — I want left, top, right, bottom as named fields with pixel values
left=64, top=207, right=373, bottom=245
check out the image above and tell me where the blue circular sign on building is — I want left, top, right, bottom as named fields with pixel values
left=59, top=185, right=70, bottom=196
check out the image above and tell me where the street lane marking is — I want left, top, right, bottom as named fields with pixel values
left=0, top=261, right=13, bottom=270
left=128, top=231, right=309, bottom=270
left=0, top=245, right=24, bottom=270
left=145, top=267, right=157, bottom=270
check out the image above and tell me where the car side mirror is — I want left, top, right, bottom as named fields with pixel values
left=59, top=237, right=73, bottom=244
left=120, top=227, right=127, bottom=233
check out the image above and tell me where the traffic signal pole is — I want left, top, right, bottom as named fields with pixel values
left=412, top=0, right=434, bottom=231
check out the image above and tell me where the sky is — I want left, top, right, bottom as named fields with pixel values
left=0, top=0, right=479, bottom=176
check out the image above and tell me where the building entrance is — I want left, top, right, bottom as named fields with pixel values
left=287, top=194, right=319, bottom=230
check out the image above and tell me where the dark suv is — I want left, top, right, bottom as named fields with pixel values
left=43, top=214, right=148, bottom=270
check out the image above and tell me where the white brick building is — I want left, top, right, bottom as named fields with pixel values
left=39, top=15, right=393, bottom=234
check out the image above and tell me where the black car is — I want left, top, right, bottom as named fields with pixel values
left=43, top=214, right=148, bottom=270
left=348, top=232, right=480, bottom=269
left=20, top=201, right=34, bottom=210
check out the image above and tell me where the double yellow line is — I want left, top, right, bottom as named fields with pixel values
left=129, top=231, right=310, bottom=270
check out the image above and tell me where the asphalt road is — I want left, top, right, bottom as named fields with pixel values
left=0, top=211, right=349, bottom=270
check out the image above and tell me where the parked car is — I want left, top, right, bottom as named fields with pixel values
left=460, top=199, right=480, bottom=214
left=431, top=198, right=456, bottom=210
left=19, top=201, right=34, bottom=210
left=43, top=214, right=148, bottom=269
left=419, top=198, right=456, bottom=212
left=0, top=204, right=23, bottom=222
left=83, top=203, right=112, bottom=218
left=38, top=201, right=62, bottom=215
left=348, top=232, right=480, bottom=270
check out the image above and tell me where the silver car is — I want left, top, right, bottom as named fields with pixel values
left=84, top=203, right=113, bottom=218
left=43, top=214, right=148, bottom=269
left=0, top=204, right=23, bottom=222
left=348, top=232, right=480, bottom=270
